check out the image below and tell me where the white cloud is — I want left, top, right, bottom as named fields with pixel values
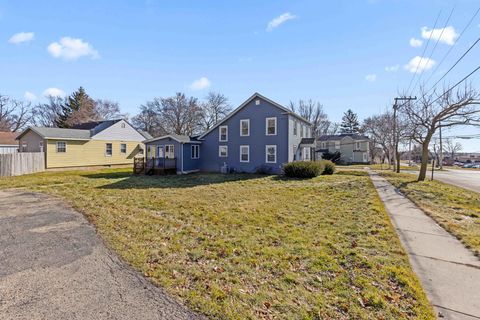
left=190, top=77, right=211, bottom=90
left=266, top=12, right=297, bottom=32
left=43, top=88, right=65, bottom=97
left=421, top=26, right=458, bottom=46
left=24, top=91, right=37, bottom=101
left=47, top=37, right=99, bottom=60
left=385, top=65, right=400, bottom=72
left=404, top=56, right=436, bottom=73
left=409, top=37, right=423, bottom=47
left=365, top=74, right=377, bottom=82
left=9, top=32, right=34, bottom=44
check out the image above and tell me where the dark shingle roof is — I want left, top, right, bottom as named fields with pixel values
left=300, top=138, right=316, bottom=145
left=318, top=134, right=370, bottom=141
left=23, top=127, right=91, bottom=140
left=144, top=134, right=201, bottom=144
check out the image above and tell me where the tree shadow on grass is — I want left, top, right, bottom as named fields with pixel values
left=82, top=172, right=266, bottom=189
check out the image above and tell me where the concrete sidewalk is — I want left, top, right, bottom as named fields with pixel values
left=369, top=172, right=480, bottom=320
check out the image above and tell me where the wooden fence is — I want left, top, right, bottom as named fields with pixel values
left=0, top=152, right=45, bottom=177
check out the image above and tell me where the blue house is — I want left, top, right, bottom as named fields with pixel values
left=143, top=93, right=314, bottom=174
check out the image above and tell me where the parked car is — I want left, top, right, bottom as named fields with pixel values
left=472, top=164, right=480, bottom=169
left=463, top=163, right=474, bottom=168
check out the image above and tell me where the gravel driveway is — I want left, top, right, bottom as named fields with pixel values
left=0, top=190, right=203, bottom=320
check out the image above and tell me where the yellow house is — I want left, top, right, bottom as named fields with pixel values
left=16, top=120, right=151, bottom=169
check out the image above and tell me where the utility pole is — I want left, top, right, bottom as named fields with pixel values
left=393, top=96, right=417, bottom=173
left=439, top=122, right=443, bottom=170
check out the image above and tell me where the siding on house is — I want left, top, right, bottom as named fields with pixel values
left=17, top=130, right=45, bottom=152
left=91, top=119, right=146, bottom=141
left=46, top=139, right=143, bottom=168
left=144, top=136, right=201, bottom=173
left=199, top=96, right=308, bottom=174
left=317, top=135, right=370, bottom=163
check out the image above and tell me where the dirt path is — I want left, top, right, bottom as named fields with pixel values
left=0, top=190, right=203, bottom=320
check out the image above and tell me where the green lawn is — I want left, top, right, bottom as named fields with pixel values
left=0, top=169, right=434, bottom=319
left=379, top=172, right=480, bottom=256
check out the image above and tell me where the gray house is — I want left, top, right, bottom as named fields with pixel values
left=316, top=134, right=371, bottom=164
left=143, top=93, right=313, bottom=174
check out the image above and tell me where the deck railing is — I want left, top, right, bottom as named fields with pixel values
left=133, top=157, right=177, bottom=175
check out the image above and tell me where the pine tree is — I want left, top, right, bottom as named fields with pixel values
left=340, top=109, right=360, bottom=134
left=57, top=87, right=97, bottom=127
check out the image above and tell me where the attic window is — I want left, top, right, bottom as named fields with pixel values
left=121, top=123, right=126, bottom=128
left=255, top=99, right=260, bottom=105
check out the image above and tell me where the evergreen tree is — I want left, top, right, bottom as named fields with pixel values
left=57, top=87, right=97, bottom=127
left=339, top=109, right=360, bottom=134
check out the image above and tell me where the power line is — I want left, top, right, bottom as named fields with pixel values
left=425, top=37, right=480, bottom=95
left=429, top=64, right=480, bottom=105
left=422, top=6, right=480, bottom=90
left=406, top=10, right=443, bottom=95
left=411, top=6, right=456, bottom=97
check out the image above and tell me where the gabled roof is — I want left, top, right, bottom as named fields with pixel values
left=198, top=92, right=312, bottom=139
left=16, top=127, right=91, bottom=141
left=143, top=134, right=201, bottom=144
left=318, top=134, right=370, bottom=141
left=0, top=131, right=18, bottom=145
left=139, top=130, right=153, bottom=140
left=299, top=138, right=316, bottom=145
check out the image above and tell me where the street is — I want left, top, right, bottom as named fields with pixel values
left=431, top=169, right=480, bottom=193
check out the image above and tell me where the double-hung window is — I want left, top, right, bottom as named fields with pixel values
left=105, top=143, right=113, bottom=156
left=265, top=145, right=277, bottom=163
left=21, top=142, right=28, bottom=152
left=219, top=126, right=228, bottom=142
left=56, top=141, right=66, bottom=153
left=293, top=121, right=298, bottom=136
left=191, top=145, right=200, bottom=159
left=266, top=117, right=277, bottom=136
left=120, top=143, right=127, bottom=154
left=219, top=146, right=228, bottom=157
left=355, top=142, right=361, bottom=150
left=165, top=145, right=174, bottom=158
left=335, top=141, right=340, bottom=150
left=300, top=125, right=304, bottom=138
left=240, top=145, right=249, bottom=162
left=240, top=119, right=250, bottom=136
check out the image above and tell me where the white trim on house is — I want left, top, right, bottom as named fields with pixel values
left=56, top=141, right=66, bottom=153
left=219, top=125, right=228, bottom=142
left=105, top=143, right=113, bottom=157
left=265, top=117, right=277, bottom=136
left=240, top=145, right=249, bottom=163
left=265, top=145, right=277, bottom=163
left=240, top=119, right=250, bottom=137
left=120, top=143, right=127, bottom=154
left=165, top=145, right=174, bottom=158
left=219, top=145, right=228, bottom=157
left=198, top=92, right=312, bottom=139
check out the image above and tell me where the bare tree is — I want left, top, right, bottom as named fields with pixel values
left=443, top=139, right=462, bottom=159
left=153, top=93, right=201, bottom=136
left=362, top=112, right=395, bottom=167
left=132, top=102, right=166, bottom=137
left=31, top=96, right=65, bottom=127
left=0, top=94, right=32, bottom=132
left=289, top=99, right=333, bottom=137
left=94, top=99, right=127, bottom=120
left=402, top=84, right=480, bottom=181
left=199, top=92, right=231, bottom=131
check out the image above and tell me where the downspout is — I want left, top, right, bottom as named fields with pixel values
left=181, top=143, right=184, bottom=174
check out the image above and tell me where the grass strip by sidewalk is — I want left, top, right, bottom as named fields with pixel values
left=379, top=172, right=480, bottom=256
left=0, top=169, right=434, bottom=319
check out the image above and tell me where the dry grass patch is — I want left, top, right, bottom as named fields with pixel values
left=0, top=169, right=434, bottom=319
left=379, top=172, right=480, bottom=256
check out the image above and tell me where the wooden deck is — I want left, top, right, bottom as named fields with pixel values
left=133, top=157, right=177, bottom=175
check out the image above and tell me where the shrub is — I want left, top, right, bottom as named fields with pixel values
left=321, top=160, right=336, bottom=175
left=283, top=161, right=324, bottom=178
left=255, top=164, right=274, bottom=175
left=322, top=151, right=341, bottom=163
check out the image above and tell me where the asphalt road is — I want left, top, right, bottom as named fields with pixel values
left=0, top=190, right=203, bottom=320
left=431, top=169, right=480, bottom=193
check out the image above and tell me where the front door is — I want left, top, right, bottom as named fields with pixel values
left=156, top=146, right=164, bottom=158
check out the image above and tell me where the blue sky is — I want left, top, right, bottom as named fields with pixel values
left=1, top=0, right=479, bottom=151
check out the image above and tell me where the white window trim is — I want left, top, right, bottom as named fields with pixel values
left=335, top=141, right=340, bottom=150
left=355, top=142, right=360, bottom=150
left=191, top=145, right=200, bottom=159
left=105, top=143, right=113, bottom=157
left=219, top=145, right=228, bottom=157
left=300, top=125, right=304, bottom=138
left=56, top=141, right=66, bottom=153
left=219, top=125, right=228, bottom=142
left=165, top=144, right=175, bottom=158
left=240, top=119, right=250, bottom=137
left=120, top=143, right=127, bottom=154
left=265, top=117, right=277, bottom=136
left=240, top=145, right=250, bottom=163
left=265, top=145, right=277, bottom=163
left=293, top=121, right=298, bottom=136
